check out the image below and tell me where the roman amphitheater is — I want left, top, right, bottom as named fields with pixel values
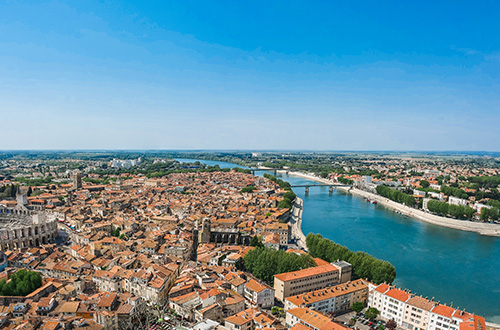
left=0, top=206, right=58, bottom=251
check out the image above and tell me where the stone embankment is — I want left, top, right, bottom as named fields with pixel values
left=281, top=170, right=500, bottom=237
left=290, top=197, right=307, bottom=251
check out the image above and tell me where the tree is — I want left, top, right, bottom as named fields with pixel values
left=243, top=247, right=316, bottom=284
left=464, top=206, right=475, bottom=219
left=0, top=270, right=42, bottom=296
left=352, top=301, right=364, bottom=313
left=365, top=307, right=380, bottom=320
left=386, top=319, right=397, bottom=330
left=278, top=199, right=292, bottom=209
left=112, top=227, right=121, bottom=237
left=249, top=235, right=264, bottom=248
left=283, top=191, right=297, bottom=201
left=306, top=233, right=396, bottom=284
left=271, top=306, right=282, bottom=315
left=420, top=180, right=430, bottom=188
left=241, top=186, right=256, bottom=193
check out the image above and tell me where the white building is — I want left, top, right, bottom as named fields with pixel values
left=244, top=278, right=274, bottom=308
left=368, top=283, right=483, bottom=330
left=448, top=196, right=469, bottom=207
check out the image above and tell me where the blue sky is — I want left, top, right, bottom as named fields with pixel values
left=1, top=0, right=499, bottom=150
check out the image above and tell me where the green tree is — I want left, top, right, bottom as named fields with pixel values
left=241, top=186, right=256, bottom=193
left=464, top=206, right=475, bottom=219
left=365, top=307, right=380, bottom=320
left=283, top=191, right=297, bottom=201
left=278, top=199, right=293, bottom=209
left=306, top=233, right=396, bottom=284
left=352, top=301, right=364, bottom=313
left=249, top=235, right=264, bottom=248
left=420, top=180, right=430, bottom=188
left=243, top=247, right=315, bottom=284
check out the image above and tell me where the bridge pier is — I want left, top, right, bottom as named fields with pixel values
left=305, top=186, right=309, bottom=195
left=329, top=186, right=333, bottom=195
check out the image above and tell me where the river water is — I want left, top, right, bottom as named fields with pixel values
left=175, top=158, right=500, bottom=322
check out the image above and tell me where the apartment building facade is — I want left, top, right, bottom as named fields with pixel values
left=368, top=284, right=484, bottom=330
left=274, top=264, right=341, bottom=301
left=284, top=279, right=369, bottom=314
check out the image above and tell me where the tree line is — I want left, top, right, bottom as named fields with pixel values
left=480, top=207, right=499, bottom=222
left=241, top=246, right=316, bottom=285
left=440, top=185, right=469, bottom=200
left=263, top=173, right=292, bottom=190
left=376, top=185, right=416, bottom=206
left=426, top=200, right=475, bottom=219
left=0, top=269, right=43, bottom=296
left=278, top=191, right=297, bottom=209
left=306, top=233, right=396, bottom=284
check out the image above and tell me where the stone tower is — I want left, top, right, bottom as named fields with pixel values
left=72, top=170, right=82, bottom=189
left=199, top=218, right=211, bottom=243
left=16, top=187, right=27, bottom=207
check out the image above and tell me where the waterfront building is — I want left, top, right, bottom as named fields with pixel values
left=448, top=197, right=469, bottom=207
left=370, top=284, right=409, bottom=324
left=368, top=283, right=485, bottom=330
left=274, top=264, right=342, bottom=301
left=284, top=279, right=369, bottom=314
left=402, top=295, right=434, bottom=330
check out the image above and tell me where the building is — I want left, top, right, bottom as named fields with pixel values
left=368, top=283, right=484, bottom=330
left=72, top=170, right=82, bottom=189
left=274, top=264, right=341, bottom=301
left=370, top=284, right=409, bottom=324
left=402, top=295, right=435, bottom=330
left=198, top=219, right=251, bottom=245
left=286, top=307, right=348, bottom=330
left=448, top=197, right=469, bottom=207
left=332, top=260, right=352, bottom=284
left=244, top=278, right=275, bottom=308
left=0, top=207, right=58, bottom=251
left=284, top=279, right=369, bottom=314
left=264, top=222, right=291, bottom=245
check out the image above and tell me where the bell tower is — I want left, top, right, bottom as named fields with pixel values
left=199, top=218, right=211, bottom=243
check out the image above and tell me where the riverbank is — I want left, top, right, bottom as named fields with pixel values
left=347, top=188, right=500, bottom=237
left=281, top=170, right=500, bottom=237
left=290, top=197, right=307, bottom=251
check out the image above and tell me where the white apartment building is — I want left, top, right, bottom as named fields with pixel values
left=368, top=284, right=483, bottom=330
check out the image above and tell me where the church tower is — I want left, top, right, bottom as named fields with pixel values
left=199, top=218, right=211, bottom=243
left=72, top=170, right=82, bottom=189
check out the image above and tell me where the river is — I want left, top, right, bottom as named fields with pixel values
left=175, top=158, right=500, bottom=322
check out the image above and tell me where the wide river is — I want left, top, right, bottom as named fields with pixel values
left=176, top=159, right=500, bottom=322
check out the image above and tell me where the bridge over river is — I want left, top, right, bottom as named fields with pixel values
left=290, top=184, right=352, bottom=195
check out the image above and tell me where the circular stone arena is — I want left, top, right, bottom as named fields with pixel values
left=0, top=207, right=58, bottom=251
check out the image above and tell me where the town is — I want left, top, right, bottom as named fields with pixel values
left=0, top=153, right=491, bottom=330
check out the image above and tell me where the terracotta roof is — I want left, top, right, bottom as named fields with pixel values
left=385, top=288, right=410, bottom=302
left=274, top=264, right=339, bottom=282
left=245, top=278, right=272, bottom=293
left=287, top=307, right=347, bottom=330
